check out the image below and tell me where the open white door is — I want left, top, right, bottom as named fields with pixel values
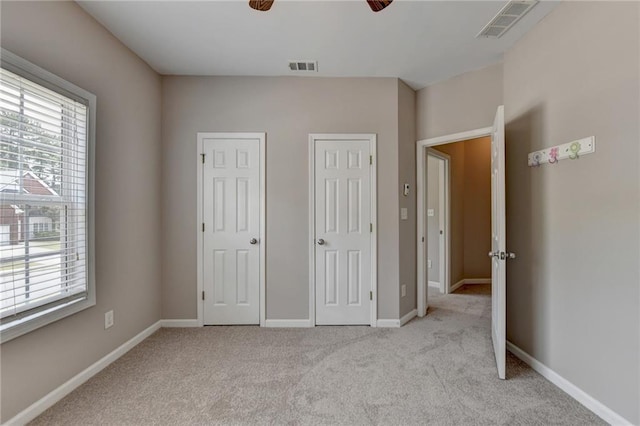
left=490, top=105, right=508, bottom=379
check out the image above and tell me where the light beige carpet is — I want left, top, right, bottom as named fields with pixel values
left=31, top=285, right=603, bottom=425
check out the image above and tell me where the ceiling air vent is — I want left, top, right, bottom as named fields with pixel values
left=288, top=60, right=318, bottom=72
left=477, top=0, right=538, bottom=39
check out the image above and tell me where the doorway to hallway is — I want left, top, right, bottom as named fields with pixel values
left=417, top=106, right=513, bottom=380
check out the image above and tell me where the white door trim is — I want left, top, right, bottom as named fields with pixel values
left=308, top=133, right=377, bottom=327
left=197, top=132, right=266, bottom=327
left=426, top=149, right=451, bottom=295
left=416, top=127, right=492, bottom=316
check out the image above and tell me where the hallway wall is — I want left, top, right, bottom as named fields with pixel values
left=433, top=137, right=491, bottom=286
left=463, top=137, right=491, bottom=279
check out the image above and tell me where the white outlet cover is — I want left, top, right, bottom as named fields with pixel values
left=428, top=259, right=432, bottom=268
left=401, top=208, right=408, bottom=220
left=105, top=310, right=114, bottom=329
left=401, top=284, right=406, bottom=297
left=427, top=209, right=435, bottom=217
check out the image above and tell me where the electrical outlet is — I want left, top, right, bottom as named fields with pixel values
left=105, top=310, right=114, bottom=329
left=401, top=284, right=406, bottom=297
left=428, top=259, right=432, bottom=268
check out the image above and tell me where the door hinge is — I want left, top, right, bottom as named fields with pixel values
left=369, top=155, right=373, bottom=165
left=370, top=291, right=373, bottom=301
left=202, top=291, right=205, bottom=300
left=370, top=223, right=373, bottom=233
left=201, top=153, right=206, bottom=163
left=202, top=223, right=205, bottom=232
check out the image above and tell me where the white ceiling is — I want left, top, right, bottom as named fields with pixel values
left=78, top=0, right=558, bottom=89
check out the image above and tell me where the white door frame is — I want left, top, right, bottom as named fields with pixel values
left=426, top=149, right=450, bottom=295
left=196, top=132, right=267, bottom=327
left=308, top=133, right=377, bottom=327
left=416, top=127, right=492, bottom=317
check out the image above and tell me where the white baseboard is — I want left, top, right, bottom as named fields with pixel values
left=400, top=309, right=417, bottom=326
left=376, top=319, right=400, bottom=328
left=507, top=341, right=632, bottom=426
left=464, top=278, right=491, bottom=284
left=5, top=320, right=162, bottom=426
left=450, top=279, right=465, bottom=293
left=160, top=319, right=200, bottom=327
left=428, top=280, right=441, bottom=288
left=450, top=278, right=491, bottom=293
left=264, top=319, right=312, bottom=328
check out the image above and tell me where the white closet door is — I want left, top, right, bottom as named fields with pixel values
left=314, top=139, right=371, bottom=325
left=203, top=137, right=260, bottom=325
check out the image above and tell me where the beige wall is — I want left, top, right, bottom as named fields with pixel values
left=161, top=76, right=404, bottom=321
left=463, top=137, right=491, bottom=279
left=432, top=136, right=490, bottom=285
left=398, top=80, right=417, bottom=317
left=504, top=2, right=639, bottom=423
left=0, top=1, right=163, bottom=421
left=416, top=63, right=503, bottom=140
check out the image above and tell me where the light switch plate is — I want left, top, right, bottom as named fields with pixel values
left=428, top=259, right=432, bottom=268
left=401, top=284, right=406, bottom=297
left=427, top=209, right=435, bottom=217
left=401, top=208, right=408, bottom=220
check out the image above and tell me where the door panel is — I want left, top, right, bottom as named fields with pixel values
left=325, top=250, right=339, bottom=305
left=203, top=138, right=260, bottom=324
left=347, top=250, right=361, bottom=305
left=315, top=140, right=371, bottom=325
left=491, top=105, right=507, bottom=379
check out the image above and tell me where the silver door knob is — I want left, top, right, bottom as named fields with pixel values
left=317, top=239, right=325, bottom=245
left=507, top=252, right=516, bottom=259
left=488, top=251, right=499, bottom=258
left=250, top=238, right=258, bottom=245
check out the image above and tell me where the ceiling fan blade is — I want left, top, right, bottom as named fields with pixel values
left=249, top=0, right=274, bottom=12
left=367, top=0, right=393, bottom=12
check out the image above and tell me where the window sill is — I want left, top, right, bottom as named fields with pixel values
left=0, top=296, right=95, bottom=344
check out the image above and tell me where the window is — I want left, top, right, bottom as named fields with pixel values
left=0, top=50, right=95, bottom=343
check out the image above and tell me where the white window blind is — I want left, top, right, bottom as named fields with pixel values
left=0, top=50, right=95, bottom=341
